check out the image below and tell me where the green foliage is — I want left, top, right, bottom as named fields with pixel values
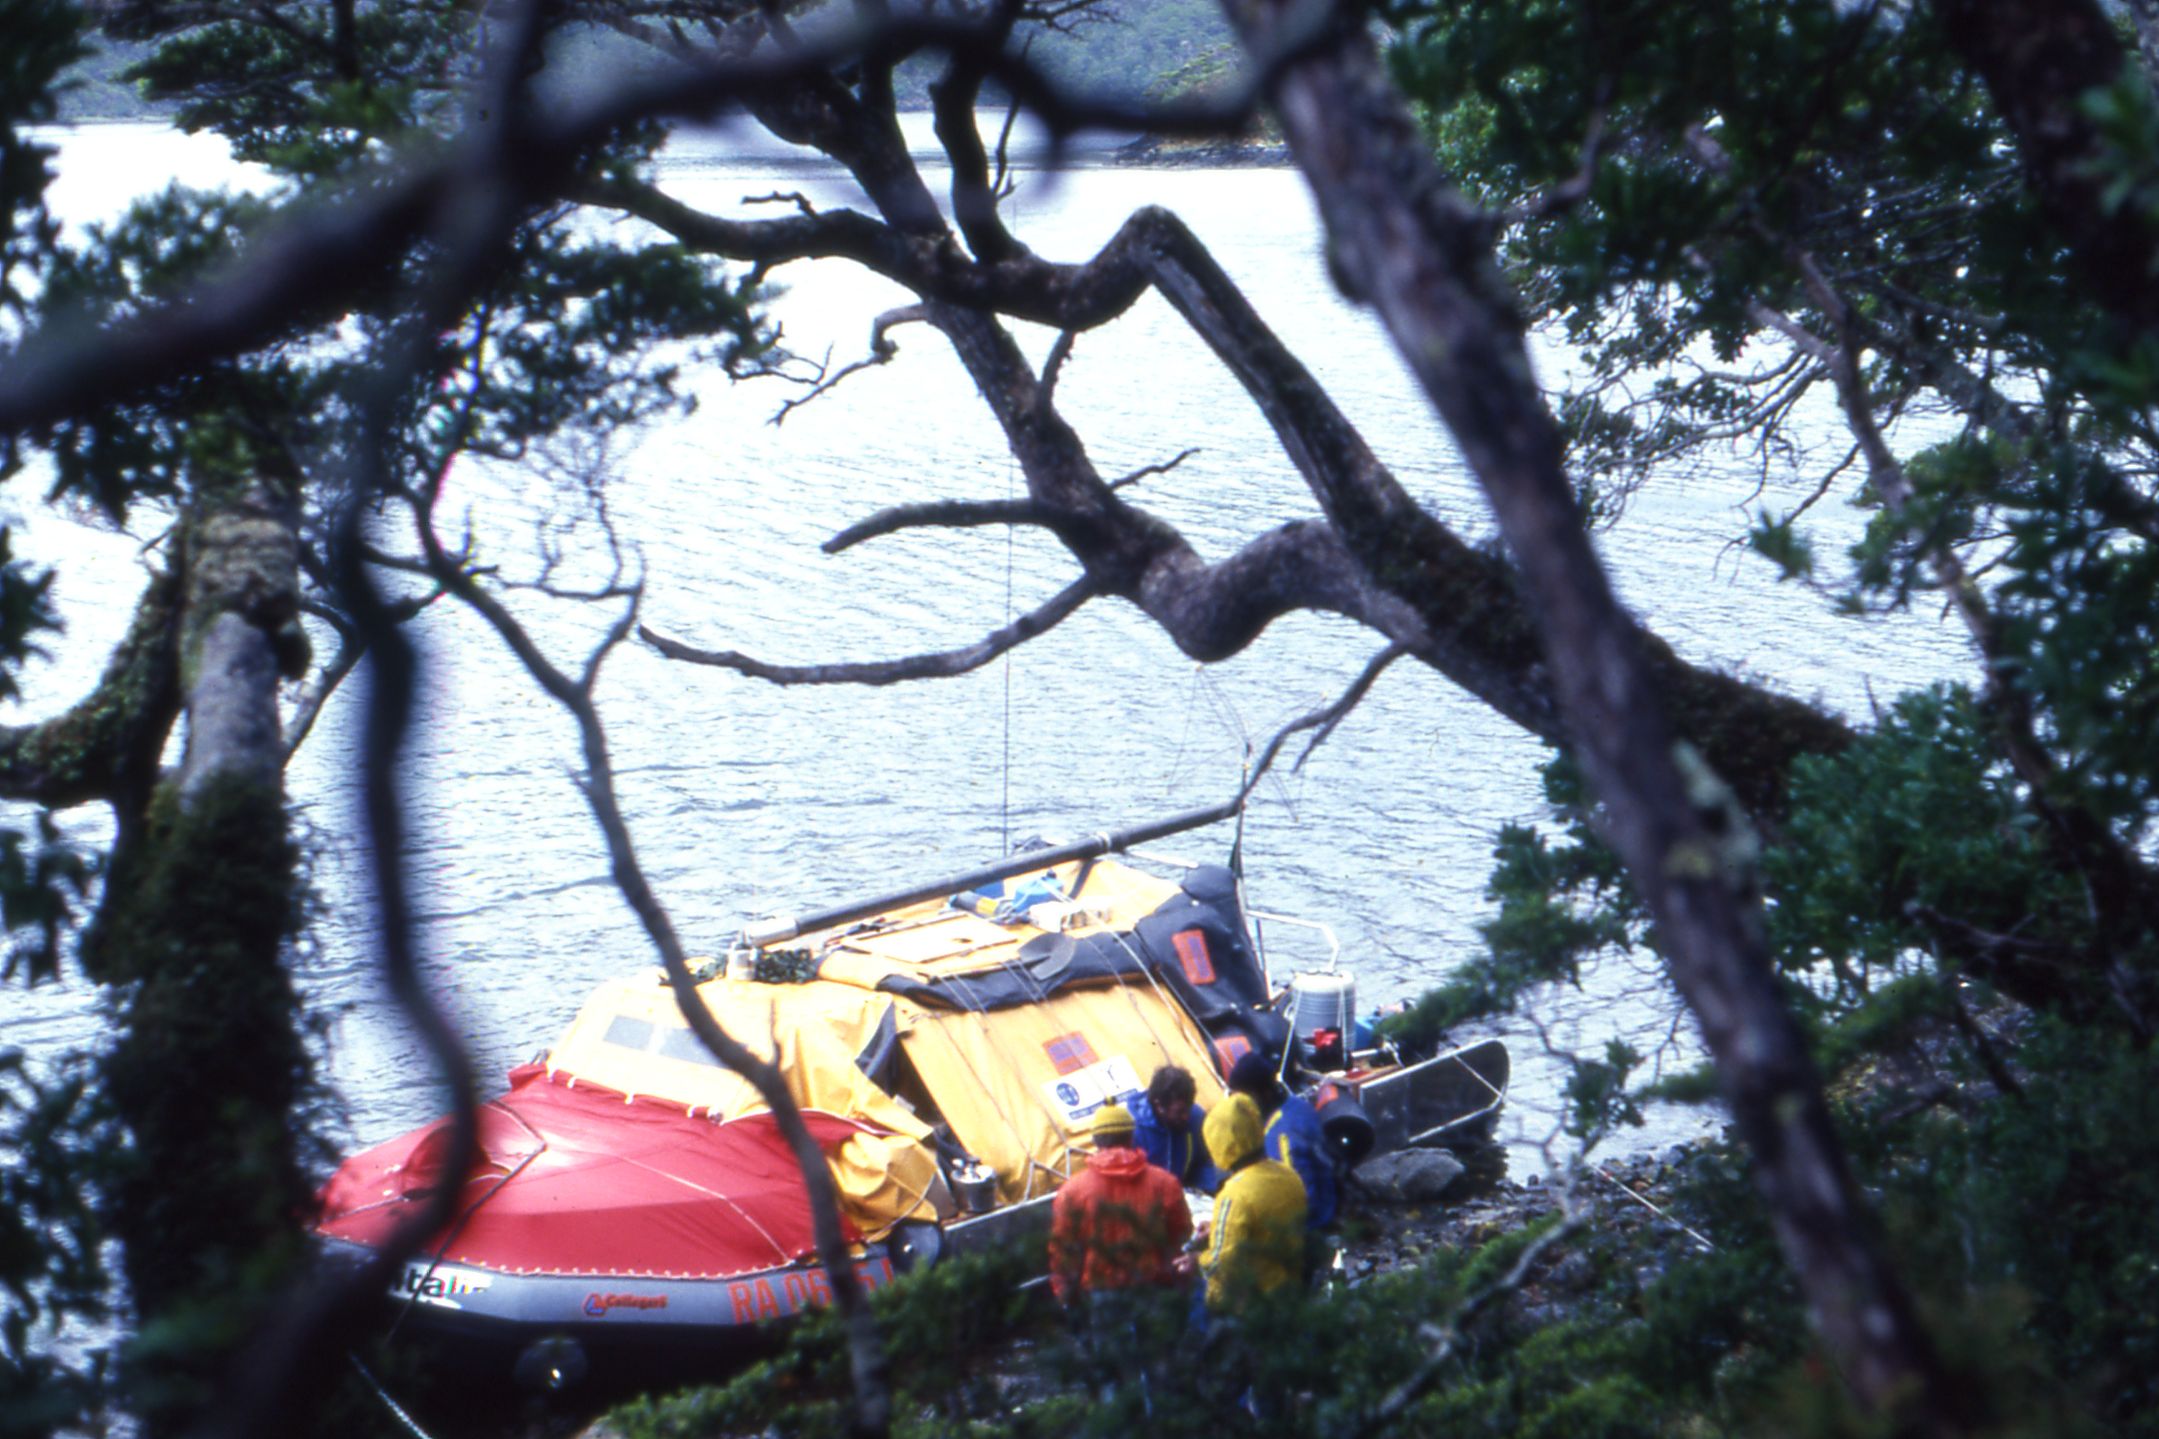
left=1768, top=687, right=2073, bottom=997
left=0, top=813, right=96, bottom=987
left=2083, top=69, right=2159, bottom=235
left=1747, top=512, right=1815, bottom=581
left=0, top=529, right=58, bottom=702
left=1481, top=816, right=1634, bottom=983
left=1563, top=1039, right=1646, bottom=1140
left=1990, top=456, right=2159, bottom=838
left=33, top=185, right=323, bottom=517
left=603, top=1203, right=1807, bottom=1439
left=1391, top=669, right=2159, bottom=1432
left=0, top=1051, right=108, bottom=1439
left=119, top=0, right=472, bottom=178
left=428, top=230, right=771, bottom=467
left=0, top=0, right=83, bottom=329
left=1907, top=1020, right=2159, bottom=1431
left=1377, top=751, right=1643, bottom=1052
left=605, top=1241, right=1049, bottom=1439
left=16, top=0, right=771, bottom=534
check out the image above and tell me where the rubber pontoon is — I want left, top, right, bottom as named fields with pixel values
left=313, top=808, right=1507, bottom=1389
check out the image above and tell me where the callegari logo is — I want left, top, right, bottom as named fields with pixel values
left=393, top=1262, right=494, bottom=1310
left=583, top=1291, right=668, bottom=1317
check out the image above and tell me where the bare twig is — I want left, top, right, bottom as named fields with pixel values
left=1235, top=642, right=1407, bottom=807
left=772, top=305, right=930, bottom=426
left=746, top=190, right=823, bottom=216
left=639, top=574, right=1099, bottom=685
left=824, top=495, right=1051, bottom=552
left=419, top=562, right=897, bottom=1435
left=1291, top=642, right=1406, bottom=771
left=1107, top=447, right=1200, bottom=492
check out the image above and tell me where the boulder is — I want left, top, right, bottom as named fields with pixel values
left=1355, top=1148, right=1467, bottom=1203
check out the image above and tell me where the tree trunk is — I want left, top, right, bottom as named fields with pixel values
left=1930, top=0, right=2159, bottom=336
left=95, top=482, right=313, bottom=1438
left=1219, top=2, right=1974, bottom=1430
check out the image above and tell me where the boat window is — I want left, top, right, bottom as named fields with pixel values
left=655, top=1025, right=726, bottom=1067
left=603, top=1015, right=654, bottom=1051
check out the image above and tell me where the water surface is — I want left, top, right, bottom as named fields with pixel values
left=5, top=119, right=1978, bottom=1173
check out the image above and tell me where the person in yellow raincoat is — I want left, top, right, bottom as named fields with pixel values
left=1199, top=1092, right=1307, bottom=1315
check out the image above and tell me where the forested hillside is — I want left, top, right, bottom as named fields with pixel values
left=55, top=1, right=1237, bottom=119
left=51, top=32, right=158, bottom=119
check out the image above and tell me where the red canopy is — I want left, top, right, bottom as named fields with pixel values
left=316, top=1064, right=866, bottom=1279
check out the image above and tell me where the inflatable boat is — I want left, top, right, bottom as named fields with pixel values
left=314, top=807, right=1509, bottom=1389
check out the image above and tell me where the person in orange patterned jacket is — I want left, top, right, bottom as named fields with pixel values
left=1049, top=1102, right=1195, bottom=1400
left=1048, top=1102, right=1194, bottom=1307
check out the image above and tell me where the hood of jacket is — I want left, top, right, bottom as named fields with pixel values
left=1203, top=1091, right=1263, bottom=1171
left=1088, top=1144, right=1152, bottom=1178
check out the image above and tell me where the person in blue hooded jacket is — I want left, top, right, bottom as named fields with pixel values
left=1129, top=1065, right=1219, bottom=1193
left=1226, top=1052, right=1337, bottom=1229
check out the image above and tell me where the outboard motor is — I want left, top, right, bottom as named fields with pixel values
left=1313, top=1079, right=1377, bottom=1168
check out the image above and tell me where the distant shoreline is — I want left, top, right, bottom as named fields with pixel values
left=1106, top=134, right=1291, bottom=168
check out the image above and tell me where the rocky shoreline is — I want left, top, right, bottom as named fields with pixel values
left=1336, top=1140, right=1717, bottom=1298
left=1103, top=134, right=1291, bottom=168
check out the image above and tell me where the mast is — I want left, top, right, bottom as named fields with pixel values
left=738, top=800, right=1241, bottom=947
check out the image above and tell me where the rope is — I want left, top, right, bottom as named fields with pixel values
left=1001, top=460, right=1016, bottom=854
left=349, top=1354, right=441, bottom=1439
left=1594, top=1165, right=1717, bottom=1253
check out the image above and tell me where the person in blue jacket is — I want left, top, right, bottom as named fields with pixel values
left=1226, top=1052, right=1337, bottom=1229
left=1129, top=1065, right=1219, bottom=1193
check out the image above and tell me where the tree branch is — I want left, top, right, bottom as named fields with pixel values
left=1222, top=0, right=1970, bottom=1427
left=771, top=304, right=929, bottom=426
left=1107, top=446, right=1199, bottom=491
left=1236, top=641, right=1406, bottom=809
left=596, top=107, right=1846, bottom=814
left=929, top=11, right=1028, bottom=265
left=0, top=8, right=1268, bottom=441
left=640, top=573, right=1098, bottom=685
left=824, top=496, right=1051, bottom=552
left=0, top=570, right=181, bottom=814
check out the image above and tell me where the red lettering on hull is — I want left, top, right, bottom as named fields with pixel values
left=719, top=1255, right=902, bottom=1327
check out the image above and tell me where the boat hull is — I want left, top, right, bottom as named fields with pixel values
left=314, top=1063, right=906, bottom=1390
left=329, top=1237, right=899, bottom=1389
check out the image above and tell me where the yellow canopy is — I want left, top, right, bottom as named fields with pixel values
left=894, top=979, right=1222, bottom=1204
left=542, top=857, right=1230, bottom=1235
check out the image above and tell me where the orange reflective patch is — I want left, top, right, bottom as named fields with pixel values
left=1044, top=1031, right=1099, bottom=1075
left=1171, top=929, right=1216, bottom=983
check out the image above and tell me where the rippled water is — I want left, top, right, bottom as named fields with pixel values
left=6, top=118, right=1977, bottom=1172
